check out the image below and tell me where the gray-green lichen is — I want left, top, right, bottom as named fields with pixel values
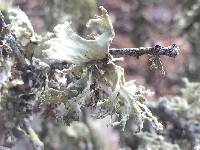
left=32, top=6, right=162, bottom=132
left=146, top=78, right=200, bottom=150
left=35, top=6, right=115, bottom=65
left=7, top=8, right=35, bottom=45
left=0, top=5, right=163, bottom=150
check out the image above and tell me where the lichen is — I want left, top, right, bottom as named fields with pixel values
left=35, top=6, right=115, bottom=65
left=0, top=5, right=164, bottom=150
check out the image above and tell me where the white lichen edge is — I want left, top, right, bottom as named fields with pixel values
left=40, top=6, right=115, bottom=65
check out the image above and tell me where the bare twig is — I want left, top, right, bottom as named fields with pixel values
left=109, top=44, right=179, bottom=58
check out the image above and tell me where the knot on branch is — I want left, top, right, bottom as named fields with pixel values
left=155, top=44, right=179, bottom=58
left=153, top=45, right=162, bottom=54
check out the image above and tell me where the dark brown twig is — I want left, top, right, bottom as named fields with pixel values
left=109, top=44, right=179, bottom=58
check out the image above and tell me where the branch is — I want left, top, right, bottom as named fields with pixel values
left=109, top=44, right=179, bottom=58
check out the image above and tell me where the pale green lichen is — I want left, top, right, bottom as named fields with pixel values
left=0, top=5, right=164, bottom=150
left=147, top=78, right=200, bottom=150
left=160, top=78, right=200, bottom=121
left=7, top=8, right=35, bottom=45
left=32, top=6, right=162, bottom=132
left=35, top=6, right=115, bottom=65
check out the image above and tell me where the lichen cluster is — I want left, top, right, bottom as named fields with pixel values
left=144, top=79, right=200, bottom=150
left=0, top=5, right=162, bottom=150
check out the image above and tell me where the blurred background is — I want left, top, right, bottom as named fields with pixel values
left=1, top=0, right=200, bottom=150
left=8, top=0, right=199, bottom=99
